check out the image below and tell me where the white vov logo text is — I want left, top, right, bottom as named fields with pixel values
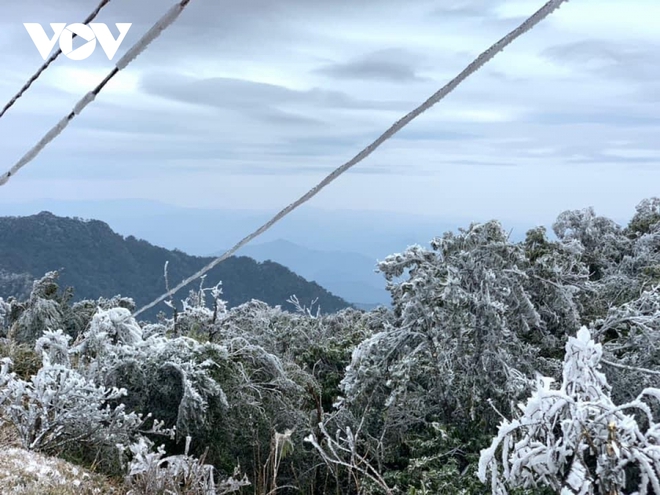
left=24, top=23, right=132, bottom=61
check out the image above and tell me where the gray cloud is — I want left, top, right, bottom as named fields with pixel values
left=0, top=0, right=658, bottom=226
left=315, top=48, right=427, bottom=83
left=541, top=40, right=660, bottom=81
left=138, top=72, right=408, bottom=126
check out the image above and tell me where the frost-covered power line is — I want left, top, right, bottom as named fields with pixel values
left=131, top=0, right=571, bottom=319
left=0, top=0, right=193, bottom=188
left=0, top=0, right=112, bottom=121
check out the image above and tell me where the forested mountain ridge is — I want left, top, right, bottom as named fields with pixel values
left=0, top=211, right=351, bottom=318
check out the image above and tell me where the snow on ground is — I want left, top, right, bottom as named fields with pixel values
left=0, top=445, right=121, bottom=494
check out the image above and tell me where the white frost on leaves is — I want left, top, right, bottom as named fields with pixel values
left=88, top=307, right=143, bottom=345
left=35, top=329, right=72, bottom=366
left=1, top=358, right=142, bottom=453
left=479, top=326, right=660, bottom=495
left=123, top=435, right=249, bottom=495
left=0, top=296, right=9, bottom=335
left=340, top=221, right=540, bottom=427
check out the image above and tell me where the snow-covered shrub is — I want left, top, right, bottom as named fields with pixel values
left=479, top=326, right=660, bottom=494
left=8, top=272, right=65, bottom=344
left=71, top=307, right=228, bottom=436
left=165, top=278, right=227, bottom=340
left=202, top=335, right=312, bottom=486
left=87, top=307, right=143, bottom=345
left=0, top=357, right=144, bottom=455
left=0, top=340, right=41, bottom=381
left=35, top=329, right=72, bottom=366
left=64, top=302, right=300, bottom=488
left=208, top=300, right=381, bottom=490
left=123, top=436, right=249, bottom=495
left=217, top=300, right=378, bottom=411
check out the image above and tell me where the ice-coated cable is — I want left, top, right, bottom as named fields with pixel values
left=131, top=0, right=571, bottom=319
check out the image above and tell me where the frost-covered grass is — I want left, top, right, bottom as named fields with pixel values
left=0, top=447, right=122, bottom=494
left=1, top=422, right=120, bottom=493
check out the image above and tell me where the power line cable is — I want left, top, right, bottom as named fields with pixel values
left=131, top=0, right=571, bottom=319
left=0, top=0, right=193, bottom=188
left=0, top=0, right=112, bottom=121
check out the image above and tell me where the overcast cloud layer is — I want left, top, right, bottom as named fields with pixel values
left=0, top=0, right=658, bottom=227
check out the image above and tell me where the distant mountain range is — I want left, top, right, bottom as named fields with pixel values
left=0, top=199, right=542, bottom=311
left=212, top=239, right=390, bottom=309
left=0, top=199, right=527, bottom=259
left=0, top=212, right=351, bottom=319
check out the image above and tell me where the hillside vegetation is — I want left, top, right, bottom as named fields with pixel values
left=0, top=198, right=659, bottom=494
left=0, top=212, right=351, bottom=319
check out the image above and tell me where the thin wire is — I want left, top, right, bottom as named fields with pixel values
left=131, top=0, right=571, bottom=319
left=0, top=0, right=193, bottom=188
left=0, top=0, right=112, bottom=120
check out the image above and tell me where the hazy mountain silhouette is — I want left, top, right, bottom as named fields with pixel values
left=213, top=239, right=390, bottom=307
left=0, top=212, right=351, bottom=319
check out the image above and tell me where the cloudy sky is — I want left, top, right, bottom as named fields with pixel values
left=0, top=0, right=658, bottom=227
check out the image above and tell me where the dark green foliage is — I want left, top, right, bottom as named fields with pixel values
left=626, top=197, right=660, bottom=239
left=379, top=424, right=492, bottom=495
left=0, top=340, right=41, bottom=379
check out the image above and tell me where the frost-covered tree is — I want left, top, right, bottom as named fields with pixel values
left=479, top=327, right=660, bottom=495
left=552, top=206, right=651, bottom=322
left=621, top=199, right=660, bottom=288
left=306, top=222, right=551, bottom=493
left=341, top=221, right=542, bottom=434
left=7, top=272, right=66, bottom=344
left=553, top=207, right=631, bottom=282
left=627, top=197, right=660, bottom=239
left=592, top=287, right=660, bottom=405
left=522, top=226, right=591, bottom=353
